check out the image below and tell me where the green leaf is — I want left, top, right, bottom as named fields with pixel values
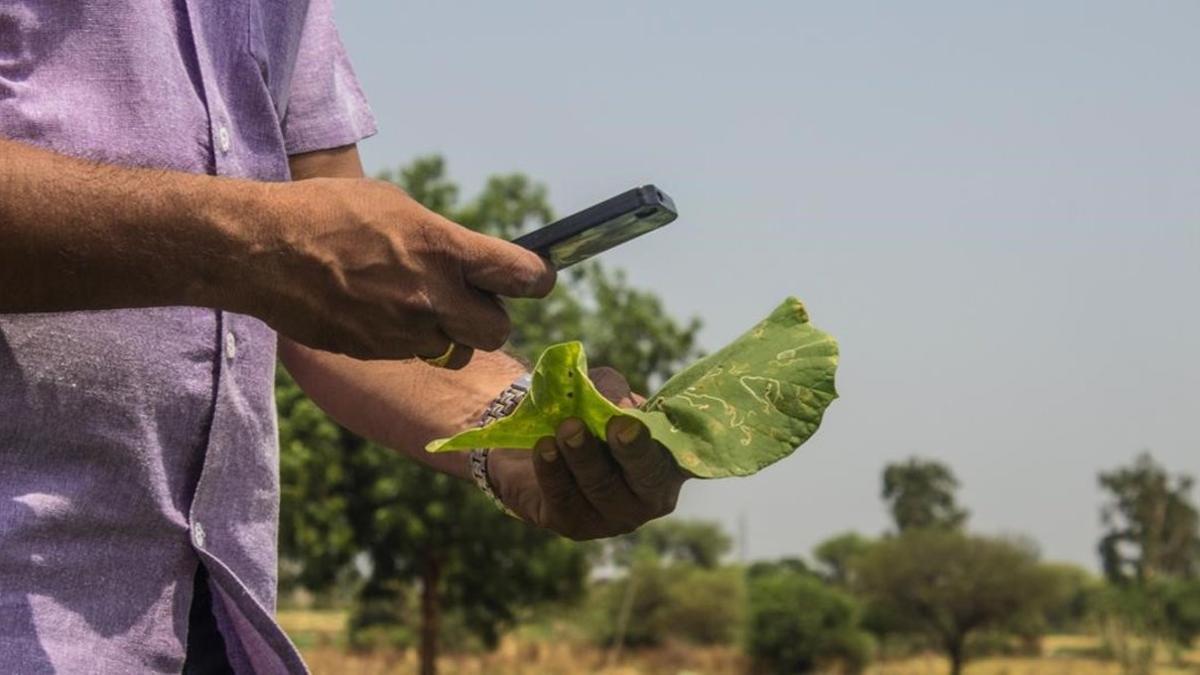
left=426, top=297, right=839, bottom=478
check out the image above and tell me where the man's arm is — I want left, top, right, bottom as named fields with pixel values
left=284, top=146, right=687, bottom=538
left=0, top=138, right=553, bottom=362
left=282, top=145, right=524, bottom=478
left=0, top=138, right=263, bottom=313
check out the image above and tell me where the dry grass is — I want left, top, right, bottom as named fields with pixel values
left=277, top=610, right=1200, bottom=675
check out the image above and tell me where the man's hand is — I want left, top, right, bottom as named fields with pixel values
left=235, top=177, right=556, bottom=364
left=487, top=368, right=687, bottom=540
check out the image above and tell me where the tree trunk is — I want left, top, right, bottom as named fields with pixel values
left=419, top=556, right=442, bottom=675
left=947, top=636, right=966, bottom=675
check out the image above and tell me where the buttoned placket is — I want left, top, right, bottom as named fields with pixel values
left=179, top=0, right=233, bottom=557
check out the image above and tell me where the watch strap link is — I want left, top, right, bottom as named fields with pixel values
left=469, top=373, right=531, bottom=518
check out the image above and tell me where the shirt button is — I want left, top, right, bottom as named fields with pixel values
left=216, top=125, right=231, bottom=154
left=192, top=522, right=206, bottom=549
left=225, top=331, right=237, bottom=360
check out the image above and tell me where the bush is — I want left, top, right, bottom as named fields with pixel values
left=1091, top=579, right=1200, bottom=671
left=746, top=570, right=872, bottom=674
left=661, top=565, right=745, bottom=645
left=587, top=560, right=745, bottom=648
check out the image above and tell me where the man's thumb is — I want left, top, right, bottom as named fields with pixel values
left=462, top=233, right=557, bottom=299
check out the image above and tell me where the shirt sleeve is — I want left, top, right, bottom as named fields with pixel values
left=281, top=0, right=377, bottom=156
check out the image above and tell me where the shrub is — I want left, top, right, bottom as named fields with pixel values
left=746, top=570, right=872, bottom=674
left=587, top=560, right=745, bottom=648
left=661, top=565, right=745, bottom=645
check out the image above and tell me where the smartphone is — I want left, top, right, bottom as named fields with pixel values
left=512, top=185, right=678, bottom=269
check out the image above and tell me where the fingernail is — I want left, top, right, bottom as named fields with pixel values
left=615, top=417, right=643, bottom=445
left=540, top=448, right=558, bottom=462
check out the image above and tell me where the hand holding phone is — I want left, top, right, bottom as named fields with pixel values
left=512, top=185, right=678, bottom=269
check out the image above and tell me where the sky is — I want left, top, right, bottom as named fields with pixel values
left=334, top=2, right=1199, bottom=570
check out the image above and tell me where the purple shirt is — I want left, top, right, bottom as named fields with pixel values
left=0, top=1, right=375, bottom=672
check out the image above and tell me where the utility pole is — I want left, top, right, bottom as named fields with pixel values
left=738, top=511, right=748, bottom=564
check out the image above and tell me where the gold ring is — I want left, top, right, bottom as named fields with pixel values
left=420, top=342, right=457, bottom=368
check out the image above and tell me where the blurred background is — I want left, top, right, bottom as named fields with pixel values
left=276, top=2, right=1199, bottom=673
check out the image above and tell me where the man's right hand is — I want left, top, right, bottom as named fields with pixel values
left=236, top=177, right=556, bottom=365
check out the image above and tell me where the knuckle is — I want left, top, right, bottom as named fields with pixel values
left=630, top=462, right=671, bottom=494
left=540, top=477, right=576, bottom=505
left=577, top=468, right=622, bottom=497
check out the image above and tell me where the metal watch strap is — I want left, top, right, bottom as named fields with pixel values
left=469, top=373, right=531, bottom=518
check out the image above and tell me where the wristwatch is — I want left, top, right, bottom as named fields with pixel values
left=469, top=373, right=531, bottom=518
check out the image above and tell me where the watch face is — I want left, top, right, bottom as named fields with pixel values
left=546, top=209, right=675, bottom=268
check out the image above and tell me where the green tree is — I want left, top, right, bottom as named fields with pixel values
left=881, top=457, right=968, bottom=533
left=279, top=156, right=703, bottom=675
left=746, top=557, right=814, bottom=581
left=1091, top=579, right=1200, bottom=671
left=1098, top=452, right=1200, bottom=585
left=813, top=531, right=874, bottom=587
left=746, top=568, right=873, bottom=674
left=854, top=530, right=1058, bottom=675
left=588, top=559, right=745, bottom=649
left=1038, top=562, right=1101, bottom=633
left=595, top=518, right=735, bottom=661
left=610, top=517, right=732, bottom=569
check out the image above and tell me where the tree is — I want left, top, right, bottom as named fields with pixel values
left=881, top=457, right=968, bottom=533
left=1038, top=562, right=1101, bottom=633
left=279, top=156, right=704, bottom=675
left=854, top=530, right=1058, bottom=675
left=746, top=568, right=873, bottom=674
left=588, top=559, right=745, bottom=649
left=813, top=532, right=874, bottom=587
left=596, top=518, right=734, bottom=661
left=278, top=371, right=589, bottom=675
left=746, top=557, right=814, bottom=581
left=1098, top=452, right=1200, bottom=585
left=610, top=517, right=733, bottom=569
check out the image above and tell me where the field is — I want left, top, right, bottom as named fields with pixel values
left=278, top=610, right=1200, bottom=675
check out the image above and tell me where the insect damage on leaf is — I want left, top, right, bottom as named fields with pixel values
left=427, top=297, right=839, bottom=479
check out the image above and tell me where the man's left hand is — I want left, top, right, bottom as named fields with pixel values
left=488, top=368, right=687, bottom=540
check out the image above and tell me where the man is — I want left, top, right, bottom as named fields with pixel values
left=0, top=2, right=686, bottom=672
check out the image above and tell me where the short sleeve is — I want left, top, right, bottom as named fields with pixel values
left=281, top=0, right=377, bottom=156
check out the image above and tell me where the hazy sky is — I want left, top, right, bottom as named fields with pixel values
left=334, top=2, right=1199, bottom=569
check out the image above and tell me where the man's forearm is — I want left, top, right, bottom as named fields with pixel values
left=0, top=138, right=268, bottom=313
left=279, top=340, right=525, bottom=479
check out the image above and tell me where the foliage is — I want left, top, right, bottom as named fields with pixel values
left=814, top=531, right=874, bottom=587
left=1091, top=579, right=1200, bottom=662
left=854, top=530, right=1059, bottom=675
left=880, top=457, right=969, bottom=533
left=279, top=156, right=703, bottom=674
left=587, top=558, right=745, bottom=648
left=746, top=557, right=815, bottom=581
left=746, top=568, right=873, bottom=675
left=609, top=518, right=733, bottom=569
left=1038, top=562, right=1102, bottom=633
left=279, top=373, right=589, bottom=645
left=1098, top=452, right=1200, bottom=585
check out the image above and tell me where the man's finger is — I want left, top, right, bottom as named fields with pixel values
left=437, top=288, right=512, bottom=352
left=532, top=435, right=588, bottom=524
left=411, top=327, right=474, bottom=370
left=462, top=232, right=557, bottom=299
left=606, top=416, right=682, bottom=506
left=556, top=417, right=637, bottom=513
